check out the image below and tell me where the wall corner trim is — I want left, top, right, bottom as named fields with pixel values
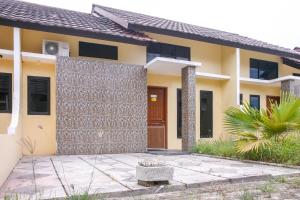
left=7, top=27, right=22, bottom=135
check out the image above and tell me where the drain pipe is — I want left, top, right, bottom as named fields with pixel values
left=8, top=27, right=22, bottom=135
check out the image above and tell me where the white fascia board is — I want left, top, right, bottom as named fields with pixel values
left=145, top=57, right=202, bottom=69
left=22, top=52, right=56, bottom=64
left=0, top=49, right=56, bottom=64
left=145, top=57, right=201, bottom=76
left=0, top=49, right=13, bottom=59
left=240, top=75, right=300, bottom=86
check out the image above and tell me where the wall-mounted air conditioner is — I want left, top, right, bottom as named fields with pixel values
left=42, top=40, right=69, bottom=57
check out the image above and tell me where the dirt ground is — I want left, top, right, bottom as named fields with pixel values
left=110, top=176, right=300, bottom=200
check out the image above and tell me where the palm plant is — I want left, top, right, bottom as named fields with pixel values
left=224, top=93, right=300, bottom=153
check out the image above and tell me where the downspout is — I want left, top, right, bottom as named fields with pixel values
left=236, top=48, right=240, bottom=105
left=7, top=27, right=22, bottom=135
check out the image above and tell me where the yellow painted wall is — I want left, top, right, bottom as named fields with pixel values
left=240, top=49, right=300, bottom=78
left=240, top=84, right=280, bottom=109
left=0, top=131, right=22, bottom=186
left=0, top=25, right=298, bottom=155
left=21, top=29, right=147, bottom=65
left=0, top=59, right=13, bottom=134
left=239, top=49, right=299, bottom=109
left=0, top=25, right=13, bottom=50
left=147, top=33, right=222, bottom=74
left=147, top=74, right=224, bottom=149
left=281, top=64, right=300, bottom=76
left=22, top=61, right=56, bottom=155
left=221, top=47, right=238, bottom=107
left=0, top=59, right=56, bottom=154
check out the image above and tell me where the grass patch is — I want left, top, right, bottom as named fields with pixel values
left=259, top=182, right=274, bottom=193
left=193, top=140, right=237, bottom=158
left=194, top=135, right=300, bottom=165
left=239, top=190, right=254, bottom=200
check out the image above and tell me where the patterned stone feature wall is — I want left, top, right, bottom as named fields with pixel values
left=181, top=66, right=196, bottom=152
left=56, top=57, right=147, bottom=154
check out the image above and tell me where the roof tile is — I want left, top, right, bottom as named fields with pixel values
left=0, top=0, right=153, bottom=44
left=93, top=4, right=300, bottom=59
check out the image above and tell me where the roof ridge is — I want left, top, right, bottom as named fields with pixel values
left=93, top=3, right=300, bottom=58
left=93, top=4, right=239, bottom=35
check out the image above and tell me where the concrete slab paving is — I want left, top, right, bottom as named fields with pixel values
left=1, top=153, right=300, bottom=199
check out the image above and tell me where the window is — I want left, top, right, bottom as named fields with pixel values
left=79, top=41, right=118, bottom=60
left=0, top=73, right=12, bottom=113
left=200, top=90, right=213, bottom=138
left=28, top=76, right=50, bottom=115
left=240, top=94, right=243, bottom=105
left=250, top=95, right=260, bottom=109
left=147, top=42, right=190, bottom=62
left=177, top=89, right=182, bottom=138
left=293, top=73, right=300, bottom=77
left=250, top=58, right=278, bottom=80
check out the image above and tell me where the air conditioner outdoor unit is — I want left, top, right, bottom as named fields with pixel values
left=42, top=40, right=69, bottom=57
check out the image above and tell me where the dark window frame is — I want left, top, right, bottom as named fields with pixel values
left=79, top=41, right=118, bottom=60
left=147, top=42, right=191, bottom=62
left=240, top=93, right=243, bottom=105
left=250, top=58, right=278, bottom=80
left=27, top=76, right=50, bottom=115
left=0, top=73, right=12, bottom=113
left=200, top=90, right=213, bottom=138
left=293, top=73, right=300, bottom=77
left=250, top=95, right=260, bottom=110
left=177, top=88, right=182, bottom=138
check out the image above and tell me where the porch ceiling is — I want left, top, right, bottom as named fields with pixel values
left=145, top=57, right=201, bottom=76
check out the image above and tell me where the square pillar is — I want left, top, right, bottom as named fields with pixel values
left=281, top=79, right=300, bottom=97
left=181, top=66, right=196, bottom=152
left=281, top=79, right=295, bottom=94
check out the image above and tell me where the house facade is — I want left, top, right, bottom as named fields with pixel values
left=1, top=0, right=300, bottom=174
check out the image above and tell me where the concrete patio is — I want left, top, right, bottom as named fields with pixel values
left=1, top=153, right=300, bottom=199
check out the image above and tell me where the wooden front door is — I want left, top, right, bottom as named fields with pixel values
left=147, top=86, right=167, bottom=149
left=266, top=96, right=280, bottom=112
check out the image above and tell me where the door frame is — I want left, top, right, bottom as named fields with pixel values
left=266, top=95, right=280, bottom=111
left=147, top=86, right=168, bottom=149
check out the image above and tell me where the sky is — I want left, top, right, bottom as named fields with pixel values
left=23, top=0, right=300, bottom=49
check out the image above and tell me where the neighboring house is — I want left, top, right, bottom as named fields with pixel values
left=1, top=0, right=300, bottom=167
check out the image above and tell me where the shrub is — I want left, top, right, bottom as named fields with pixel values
left=224, top=93, right=300, bottom=153
left=194, top=135, right=300, bottom=165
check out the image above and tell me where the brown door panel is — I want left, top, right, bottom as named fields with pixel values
left=147, top=86, right=167, bottom=149
left=148, top=125, right=165, bottom=149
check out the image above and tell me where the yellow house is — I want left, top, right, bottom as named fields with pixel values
left=1, top=0, right=300, bottom=186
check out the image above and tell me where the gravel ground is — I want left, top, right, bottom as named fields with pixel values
left=109, top=176, right=300, bottom=200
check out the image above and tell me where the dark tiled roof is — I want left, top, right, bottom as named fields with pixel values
left=93, top=4, right=300, bottom=59
left=283, top=48, right=300, bottom=69
left=0, top=0, right=154, bottom=45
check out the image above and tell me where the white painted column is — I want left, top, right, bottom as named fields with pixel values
left=236, top=48, right=240, bottom=105
left=8, top=27, right=22, bottom=135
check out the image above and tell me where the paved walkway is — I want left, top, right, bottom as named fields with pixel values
left=1, top=153, right=300, bottom=199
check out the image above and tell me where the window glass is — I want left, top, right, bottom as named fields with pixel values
left=0, top=73, right=12, bottom=113
left=177, top=89, right=182, bottom=138
left=250, top=95, right=260, bottom=109
left=79, top=41, right=118, bottom=60
left=28, top=76, right=50, bottom=115
left=147, top=42, right=190, bottom=62
left=250, top=58, right=278, bottom=80
left=240, top=94, right=243, bottom=105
